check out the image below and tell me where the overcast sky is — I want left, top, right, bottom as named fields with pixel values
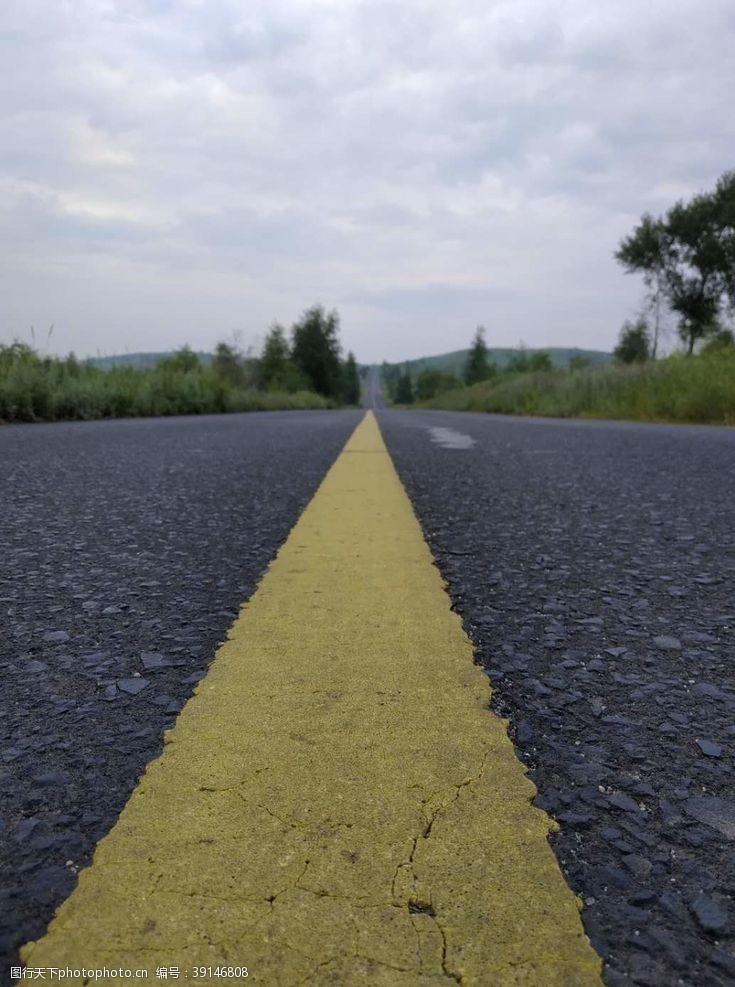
left=1, top=0, right=733, bottom=362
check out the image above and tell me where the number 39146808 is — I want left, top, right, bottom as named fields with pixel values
left=193, top=967, right=249, bottom=979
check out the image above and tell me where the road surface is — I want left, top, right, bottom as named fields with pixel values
left=0, top=411, right=360, bottom=979
left=366, top=364, right=388, bottom=409
left=379, top=409, right=735, bottom=986
left=1, top=406, right=733, bottom=984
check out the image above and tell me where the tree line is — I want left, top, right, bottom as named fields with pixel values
left=382, top=328, right=564, bottom=403
left=0, top=304, right=361, bottom=423
left=217, top=304, right=360, bottom=405
left=396, top=323, right=735, bottom=424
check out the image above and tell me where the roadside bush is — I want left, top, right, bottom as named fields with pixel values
left=0, top=344, right=332, bottom=424
left=421, top=349, right=735, bottom=425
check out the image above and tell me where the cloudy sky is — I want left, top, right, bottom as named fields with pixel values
left=1, top=0, right=733, bottom=362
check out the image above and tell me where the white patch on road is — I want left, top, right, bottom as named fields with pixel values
left=427, top=427, right=476, bottom=450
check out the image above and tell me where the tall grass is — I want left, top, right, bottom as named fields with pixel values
left=0, top=344, right=331, bottom=424
left=423, top=350, right=735, bottom=425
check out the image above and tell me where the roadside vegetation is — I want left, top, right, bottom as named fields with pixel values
left=0, top=305, right=361, bottom=424
left=413, top=346, right=735, bottom=424
left=385, top=171, right=735, bottom=425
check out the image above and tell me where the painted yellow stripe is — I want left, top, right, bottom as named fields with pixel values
left=23, top=412, right=601, bottom=985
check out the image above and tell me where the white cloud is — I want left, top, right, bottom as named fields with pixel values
left=0, top=0, right=733, bottom=360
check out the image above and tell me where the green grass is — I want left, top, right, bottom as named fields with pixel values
left=0, top=344, right=331, bottom=424
left=422, top=350, right=735, bottom=425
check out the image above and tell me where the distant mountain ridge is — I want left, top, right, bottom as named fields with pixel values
left=87, top=345, right=612, bottom=374
left=86, top=351, right=213, bottom=370
left=380, top=346, right=612, bottom=376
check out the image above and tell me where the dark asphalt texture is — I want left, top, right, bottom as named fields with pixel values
left=378, top=409, right=735, bottom=986
left=0, top=409, right=361, bottom=979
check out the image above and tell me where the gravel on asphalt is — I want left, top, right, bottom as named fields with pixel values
left=0, top=410, right=360, bottom=977
left=379, top=409, right=735, bottom=987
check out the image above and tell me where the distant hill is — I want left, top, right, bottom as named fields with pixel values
left=86, top=351, right=213, bottom=370
left=89, top=345, right=611, bottom=375
left=381, top=347, right=612, bottom=377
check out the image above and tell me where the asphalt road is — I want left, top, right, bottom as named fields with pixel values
left=0, top=410, right=361, bottom=979
left=379, top=409, right=735, bottom=986
left=21, top=412, right=601, bottom=985
left=2, top=406, right=734, bottom=985
left=365, top=364, right=388, bottom=409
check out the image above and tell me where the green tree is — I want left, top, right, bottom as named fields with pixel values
left=260, top=324, right=291, bottom=390
left=569, top=355, right=591, bottom=371
left=714, top=171, right=735, bottom=308
left=212, top=342, right=245, bottom=388
left=291, top=305, right=343, bottom=398
left=381, top=362, right=401, bottom=400
left=616, top=176, right=735, bottom=354
left=615, top=214, right=669, bottom=358
left=341, top=351, right=361, bottom=405
left=415, top=368, right=463, bottom=400
left=395, top=367, right=414, bottom=404
left=701, top=328, right=735, bottom=356
left=464, top=327, right=491, bottom=384
left=614, top=319, right=650, bottom=364
left=506, top=347, right=531, bottom=374
left=665, top=193, right=724, bottom=353
left=528, top=351, right=552, bottom=372
left=159, top=345, right=200, bottom=374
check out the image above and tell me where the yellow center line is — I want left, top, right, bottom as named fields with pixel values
left=22, top=412, right=602, bottom=985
